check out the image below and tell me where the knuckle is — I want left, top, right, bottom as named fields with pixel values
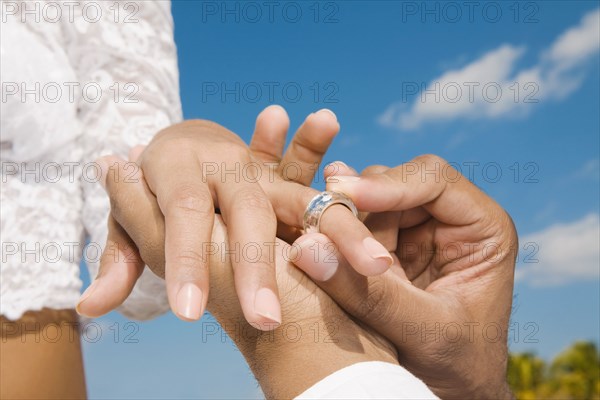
left=299, top=186, right=318, bottom=206
left=500, top=208, right=519, bottom=247
left=354, top=278, right=391, bottom=323
left=166, top=185, right=213, bottom=216
left=291, top=135, right=325, bottom=161
left=235, top=189, right=274, bottom=216
left=160, top=137, right=195, bottom=155
left=231, top=144, right=251, bottom=160
left=362, top=164, right=388, bottom=176
left=414, top=153, right=447, bottom=168
left=172, top=249, right=208, bottom=272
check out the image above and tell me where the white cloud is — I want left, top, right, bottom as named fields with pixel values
left=548, top=9, right=600, bottom=67
left=516, top=214, right=600, bottom=286
left=380, top=8, right=600, bottom=130
left=573, top=159, right=600, bottom=180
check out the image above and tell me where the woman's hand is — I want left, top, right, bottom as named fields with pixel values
left=79, top=131, right=401, bottom=399
left=77, top=106, right=393, bottom=329
left=84, top=118, right=284, bottom=329
left=292, top=156, right=517, bottom=399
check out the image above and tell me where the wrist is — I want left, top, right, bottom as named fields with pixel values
left=205, top=223, right=397, bottom=398
left=213, top=313, right=398, bottom=398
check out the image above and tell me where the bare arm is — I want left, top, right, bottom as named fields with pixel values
left=1, top=309, right=87, bottom=400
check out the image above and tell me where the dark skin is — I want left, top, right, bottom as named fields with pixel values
left=293, top=158, right=517, bottom=399
left=80, top=106, right=516, bottom=398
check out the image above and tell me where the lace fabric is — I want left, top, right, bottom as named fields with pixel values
left=0, top=0, right=181, bottom=320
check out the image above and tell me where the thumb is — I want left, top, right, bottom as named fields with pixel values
left=77, top=217, right=145, bottom=319
left=291, top=233, right=450, bottom=350
left=76, top=156, right=149, bottom=318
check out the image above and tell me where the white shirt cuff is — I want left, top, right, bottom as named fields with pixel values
left=296, top=361, right=439, bottom=399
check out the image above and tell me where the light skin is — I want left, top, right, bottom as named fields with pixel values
left=80, top=106, right=516, bottom=398
left=109, top=213, right=398, bottom=398
left=77, top=107, right=393, bottom=329
left=1, top=309, right=87, bottom=399
left=292, top=158, right=517, bottom=399
left=86, top=118, right=399, bottom=398
left=1, top=108, right=364, bottom=400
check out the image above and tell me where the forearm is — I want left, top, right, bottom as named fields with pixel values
left=1, top=309, right=87, bottom=400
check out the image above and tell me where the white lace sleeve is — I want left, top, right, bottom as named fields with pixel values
left=66, top=1, right=183, bottom=320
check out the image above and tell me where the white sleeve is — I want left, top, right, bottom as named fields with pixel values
left=296, top=362, right=439, bottom=400
left=65, top=1, right=182, bottom=320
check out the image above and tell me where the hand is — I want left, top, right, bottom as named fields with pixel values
left=292, top=155, right=517, bottom=399
left=77, top=106, right=393, bottom=328
left=83, top=131, right=400, bottom=399
left=81, top=118, right=284, bottom=329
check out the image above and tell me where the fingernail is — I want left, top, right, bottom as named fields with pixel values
left=290, top=235, right=315, bottom=262
left=362, top=237, right=393, bottom=272
left=288, top=242, right=301, bottom=262
left=95, top=158, right=108, bottom=189
left=326, top=175, right=361, bottom=183
left=176, top=283, right=204, bottom=321
left=254, top=287, right=282, bottom=326
left=317, top=108, right=337, bottom=121
left=76, top=279, right=100, bottom=315
left=324, top=161, right=349, bottom=172
left=266, top=104, right=285, bottom=112
left=293, top=239, right=339, bottom=282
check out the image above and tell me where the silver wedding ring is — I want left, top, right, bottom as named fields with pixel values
left=303, top=191, right=358, bottom=234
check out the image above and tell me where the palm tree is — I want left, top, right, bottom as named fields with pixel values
left=544, top=341, right=600, bottom=400
left=508, top=341, right=600, bottom=400
left=508, top=352, right=546, bottom=399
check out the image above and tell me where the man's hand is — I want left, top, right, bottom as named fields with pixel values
left=292, top=156, right=517, bottom=399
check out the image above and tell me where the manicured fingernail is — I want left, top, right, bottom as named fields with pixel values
left=266, top=104, right=285, bottom=112
left=326, top=175, right=361, bottom=183
left=289, top=242, right=301, bottom=262
left=362, top=237, right=393, bottom=272
left=324, top=161, right=348, bottom=172
left=317, top=108, right=337, bottom=121
left=254, top=287, right=281, bottom=326
left=176, top=283, right=204, bottom=321
left=293, top=239, right=339, bottom=281
left=95, top=158, right=108, bottom=189
left=76, top=279, right=100, bottom=315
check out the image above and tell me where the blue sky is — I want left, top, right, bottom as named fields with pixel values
left=84, top=1, right=600, bottom=398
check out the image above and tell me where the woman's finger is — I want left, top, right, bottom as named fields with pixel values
left=216, top=178, right=281, bottom=330
left=101, top=157, right=167, bottom=274
left=323, top=161, right=358, bottom=180
left=76, top=159, right=146, bottom=318
left=249, top=105, right=290, bottom=163
left=361, top=164, right=390, bottom=176
left=265, top=180, right=393, bottom=276
left=128, top=145, right=146, bottom=162
left=319, top=205, right=393, bottom=276
left=137, top=152, right=213, bottom=322
left=76, top=216, right=145, bottom=318
left=278, top=109, right=340, bottom=186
